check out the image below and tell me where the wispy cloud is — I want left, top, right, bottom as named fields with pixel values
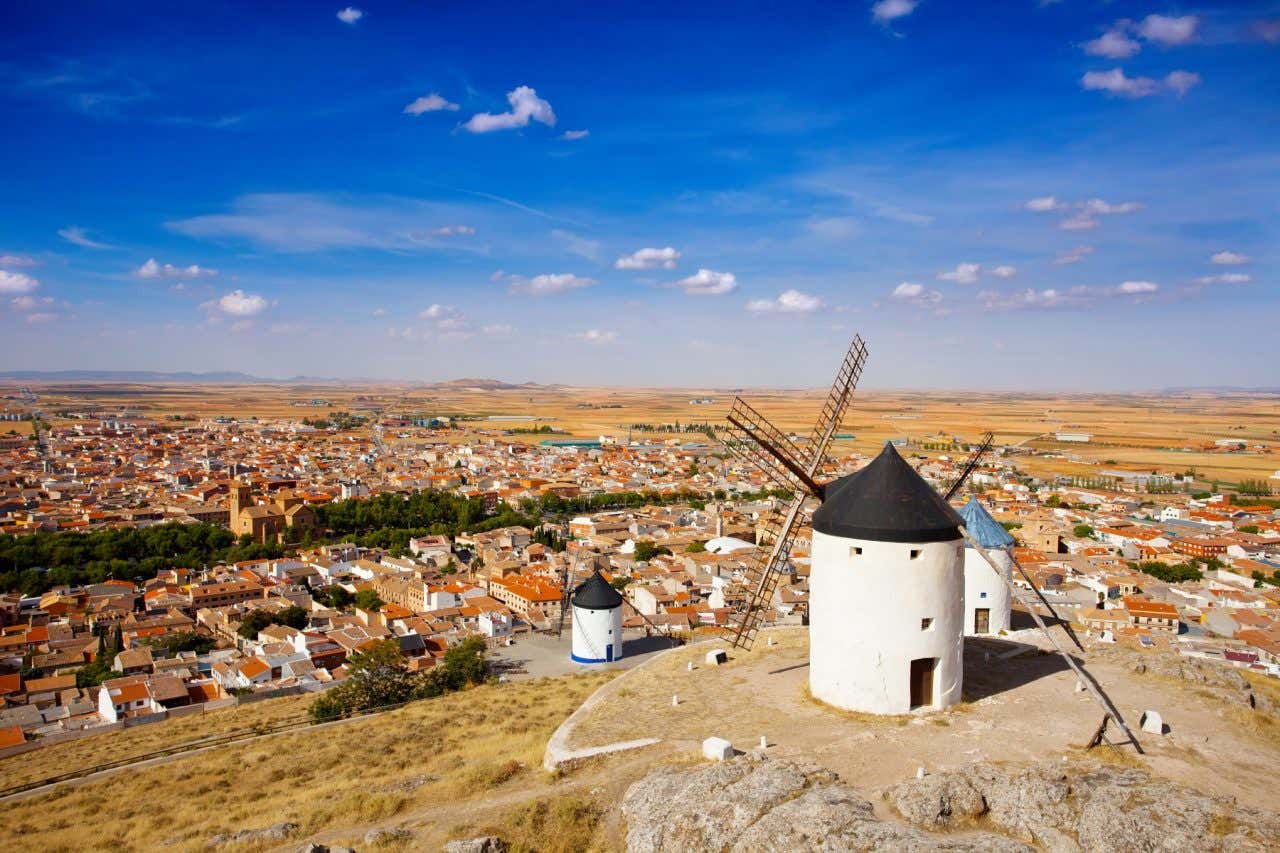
left=871, top=0, right=919, bottom=25
left=1081, top=68, right=1200, bottom=99
left=1211, top=251, right=1249, bottom=265
left=337, top=7, right=363, bottom=25
left=136, top=258, right=217, bottom=279
left=404, top=93, right=459, bottom=115
left=573, top=329, right=617, bottom=344
left=503, top=272, right=596, bottom=296
left=57, top=225, right=115, bottom=249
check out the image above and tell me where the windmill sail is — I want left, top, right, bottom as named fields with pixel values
left=726, top=334, right=868, bottom=650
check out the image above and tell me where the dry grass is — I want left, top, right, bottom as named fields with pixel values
left=0, top=672, right=615, bottom=852
left=0, top=693, right=314, bottom=789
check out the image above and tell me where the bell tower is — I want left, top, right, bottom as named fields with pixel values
left=229, top=480, right=252, bottom=522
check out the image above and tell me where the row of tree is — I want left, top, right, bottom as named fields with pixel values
left=308, top=636, right=487, bottom=722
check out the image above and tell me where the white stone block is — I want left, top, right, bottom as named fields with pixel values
left=1140, top=710, right=1165, bottom=735
left=702, top=737, right=733, bottom=761
left=705, top=649, right=728, bottom=666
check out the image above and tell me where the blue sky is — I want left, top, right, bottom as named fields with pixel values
left=1, top=1, right=1276, bottom=390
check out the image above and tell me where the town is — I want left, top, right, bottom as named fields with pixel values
left=2, top=390, right=1278, bottom=756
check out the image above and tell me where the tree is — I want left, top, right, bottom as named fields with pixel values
left=685, top=541, right=707, bottom=554
left=1238, top=525, right=1260, bottom=534
left=276, top=605, right=309, bottom=630
left=353, top=589, right=384, bottom=612
left=344, top=639, right=415, bottom=710
left=314, top=586, right=353, bottom=609
left=237, top=609, right=277, bottom=639
left=1073, top=524, right=1095, bottom=539
left=609, top=575, right=633, bottom=591
left=633, top=540, right=671, bottom=562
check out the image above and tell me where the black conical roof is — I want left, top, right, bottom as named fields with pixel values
left=811, top=443, right=962, bottom=543
left=571, top=569, right=623, bottom=610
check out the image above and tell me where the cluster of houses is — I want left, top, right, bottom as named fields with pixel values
left=3, top=412, right=1280, bottom=753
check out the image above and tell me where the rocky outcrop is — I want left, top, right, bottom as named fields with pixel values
left=1098, top=647, right=1278, bottom=716
left=623, top=754, right=1280, bottom=852
left=206, top=822, right=298, bottom=847
left=621, top=753, right=1031, bottom=852
left=886, top=760, right=1280, bottom=851
left=443, top=837, right=508, bottom=853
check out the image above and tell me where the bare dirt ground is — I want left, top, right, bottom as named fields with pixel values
left=564, top=628, right=1280, bottom=815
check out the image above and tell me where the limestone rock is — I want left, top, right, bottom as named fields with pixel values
left=443, top=837, right=508, bottom=853
left=363, top=826, right=412, bottom=845
left=206, top=822, right=298, bottom=847
left=622, top=754, right=1030, bottom=852
left=888, top=761, right=1280, bottom=851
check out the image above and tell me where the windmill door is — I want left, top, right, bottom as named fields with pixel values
left=909, top=657, right=935, bottom=709
left=606, top=643, right=614, bottom=662
left=974, top=608, right=990, bottom=634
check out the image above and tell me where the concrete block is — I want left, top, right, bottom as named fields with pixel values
left=1140, top=710, right=1166, bottom=735
left=705, top=649, right=728, bottom=666
left=702, top=736, right=733, bottom=761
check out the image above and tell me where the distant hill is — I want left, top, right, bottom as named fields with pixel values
left=1158, top=386, right=1280, bottom=395
left=0, top=370, right=267, bottom=383
left=428, top=378, right=543, bottom=390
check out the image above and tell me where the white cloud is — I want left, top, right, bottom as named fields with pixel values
left=746, top=289, right=823, bottom=314
left=1084, top=25, right=1141, bottom=59
left=673, top=268, right=737, bottom=296
left=560, top=129, right=589, bottom=140
left=432, top=224, right=476, bottom=236
left=991, top=265, right=1017, bottom=278
left=507, top=273, right=596, bottom=296
left=403, top=93, right=459, bottom=115
left=616, top=247, right=680, bottom=271
left=574, top=329, right=616, bottom=344
left=212, top=289, right=268, bottom=316
left=337, top=7, right=363, bottom=24
left=10, top=295, right=37, bottom=310
left=481, top=323, right=513, bottom=335
left=1081, top=68, right=1160, bottom=98
left=980, top=287, right=1074, bottom=311
left=1193, top=273, right=1251, bottom=286
left=1022, top=196, right=1065, bottom=212
left=0, top=270, right=39, bottom=294
left=1081, top=67, right=1199, bottom=98
left=1116, top=280, right=1158, bottom=295
left=1081, top=198, right=1142, bottom=215
left=892, top=281, right=943, bottom=306
left=0, top=254, right=38, bottom=267
left=462, top=86, right=556, bottom=133
left=1054, top=245, right=1094, bottom=265
left=1211, top=251, right=1250, bottom=265
left=136, top=258, right=217, bottom=279
left=25, top=312, right=58, bottom=324
left=1060, top=213, right=1099, bottom=231
left=371, top=307, right=387, bottom=317
left=871, top=0, right=919, bottom=24
left=57, top=226, right=114, bottom=249
left=419, top=304, right=469, bottom=331
left=1137, top=14, right=1198, bottom=46
left=938, top=262, right=981, bottom=284
left=1164, top=70, right=1201, bottom=97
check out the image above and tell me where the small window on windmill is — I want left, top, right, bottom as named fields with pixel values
left=850, top=546, right=863, bottom=558
left=909, top=548, right=922, bottom=560
left=921, top=618, right=933, bottom=631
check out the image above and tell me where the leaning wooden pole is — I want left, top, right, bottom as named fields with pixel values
left=959, top=525, right=1144, bottom=755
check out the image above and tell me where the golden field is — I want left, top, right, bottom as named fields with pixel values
left=10, top=380, right=1278, bottom=486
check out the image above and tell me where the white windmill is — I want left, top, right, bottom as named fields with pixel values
left=723, top=335, right=1146, bottom=751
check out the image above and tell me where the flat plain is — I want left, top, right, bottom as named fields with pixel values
left=9, top=381, right=1278, bottom=486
